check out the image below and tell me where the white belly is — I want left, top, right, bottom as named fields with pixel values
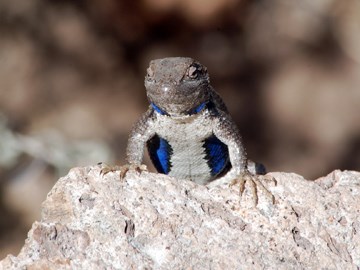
left=151, top=112, right=216, bottom=184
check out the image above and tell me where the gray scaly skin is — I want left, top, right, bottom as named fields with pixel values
left=102, top=57, right=274, bottom=204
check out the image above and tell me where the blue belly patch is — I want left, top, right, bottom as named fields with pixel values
left=203, top=135, right=230, bottom=176
left=147, top=135, right=172, bottom=174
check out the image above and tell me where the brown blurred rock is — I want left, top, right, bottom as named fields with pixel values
left=333, top=1, right=360, bottom=63
left=1, top=166, right=359, bottom=269
left=242, top=0, right=360, bottom=178
left=143, top=0, right=239, bottom=25
left=265, top=56, right=360, bottom=177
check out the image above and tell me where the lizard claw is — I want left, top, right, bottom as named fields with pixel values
left=118, top=163, right=148, bottom=179
left=230, top=171, right=276, bottom=206
left=99, top=163, right=121, bottom=176
left=99, top=163, right=148, bottom=180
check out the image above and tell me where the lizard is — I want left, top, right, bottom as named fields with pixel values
left=101, top=57, right=275, bottom=205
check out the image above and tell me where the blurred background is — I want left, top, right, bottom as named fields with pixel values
left=1, top=0, right=360, bottom=258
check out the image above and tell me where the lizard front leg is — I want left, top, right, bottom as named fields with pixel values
left=212, top=113, right=275, bottom=205
left=101, top=108, right=155, bottom=179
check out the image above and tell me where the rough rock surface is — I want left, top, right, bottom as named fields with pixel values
left=1, top=166, right=359, bottom=269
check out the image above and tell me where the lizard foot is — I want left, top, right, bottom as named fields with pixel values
left=100, top=163, right=148, bottom=179
left=230, top=171, right=276, bottom=206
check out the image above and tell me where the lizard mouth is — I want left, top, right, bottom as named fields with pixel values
left=151, top=101, right=208, bottom=117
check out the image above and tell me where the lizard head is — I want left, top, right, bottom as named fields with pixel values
left=145, top=57, right=211, bottom=117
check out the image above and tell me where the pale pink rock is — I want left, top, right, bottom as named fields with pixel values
left=1, top=166, right=359, bottom=269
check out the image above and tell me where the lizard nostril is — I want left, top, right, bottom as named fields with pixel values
left=162, top=85, right=171, bottom=93
left=162, top=85, right=170, bottom=92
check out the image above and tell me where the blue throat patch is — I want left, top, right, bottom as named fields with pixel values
left=151, top=103, right=168, bottom=116
left=187, top=102, right=207, bottom=115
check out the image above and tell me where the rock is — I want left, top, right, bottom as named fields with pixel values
left=1, top=166, right=359, bottom=269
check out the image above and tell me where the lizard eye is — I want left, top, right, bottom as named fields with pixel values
left=187, top=64, right=202, bottom=79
